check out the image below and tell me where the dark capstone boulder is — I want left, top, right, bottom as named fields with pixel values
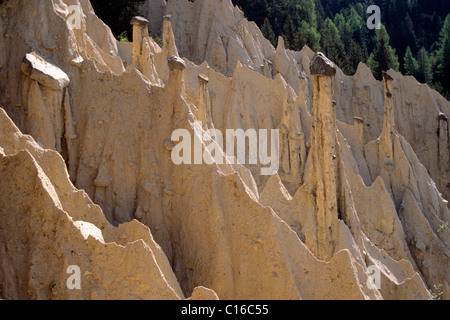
left=310, top=52, right=336, bottom=77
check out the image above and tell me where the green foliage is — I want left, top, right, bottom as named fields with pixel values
left=283, top=15, right=297, bottom=49
left=345, top=40, right=366, bottom=75
left=294, top=21, right=321, bottom=52
left=0, top=0, right=9, bottom=19
left=437, top=221, right=448, bottom=233
left=429, top=284, right=444, bottom=300
left=153, top=35, right=163, bottom=48
left=86, top=0, right=450, bottom=99
left=417, top=47, right=433, bottom=84
left=367, top=25, right=399, bottom=80
left=48, top=282, right=57, bottom=294
left=434, top=15, right=450, bottom=98
left=321, top=18, right=345, bottom=66
left=403, top=46, right=419, bottom=77
left=261, top=17, right=276, bottom=46
left=230, top=0, right=450, bottom=98
left=117, top=31, right=129, bottom=43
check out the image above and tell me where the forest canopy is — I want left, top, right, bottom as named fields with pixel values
left=232, top=0, right=450, bottom=98
left=89, top=0, right=450, bottom=99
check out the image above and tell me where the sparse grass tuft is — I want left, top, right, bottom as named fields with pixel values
left=437, top=221, right=448, bottom=233
left=429, top=284, right=444, bottom=300
left=153, top=35, right=163, bottom=48
left=117, top=31, right=129, bottom=43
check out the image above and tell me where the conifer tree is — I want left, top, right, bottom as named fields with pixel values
left=283, top=15, right=297, bottom=49
left=367, top=25, right=400, bottom=80
left=346, top=40, right=365, bottom=75
left=294, top=21, right=321, bottom=52
left=261, top=17, right=276, bottom=47
left=417, top=47, right=433, bottom=84
left=230, top=0, right=450, bottom=98
left=434, top=14, right=450, bottom=97
left=320, top=18, right=345, bottom=67
left=403, top=46, right=419, bottom=77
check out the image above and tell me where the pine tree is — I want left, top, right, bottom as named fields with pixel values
left=261, top=17, right=276, bottom=47
left=417, top=47, right=433, bottom=84
left=346, top=40, right=365, bottom=75
left=434, top=14, right=450, bottom=97
left=294, top=21, right=321, bottom=52
left=283, top=15, right=297, bottom=49
left=367, top=25, right=400, bottom=80
left=346, top=7, right=364, bottom=37
left=403, top=46, right=419, bottom=77
left=294, top=22, right=308, bottom=50
left=297, top=0, right=318, bottom=28
left=230, top=0, right=449, bottom=98
left=395, top=14, right=418, bottom=62
left=334, top=13, right=351, bottom=48
left=321, top=18, right=345, bottom=68
left=314, top=0, right=326, bottom=27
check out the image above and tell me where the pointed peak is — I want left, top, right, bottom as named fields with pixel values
left=355, top=62, right=371, bottom=73
left=354, top=62, right=376, bottom=81
left=262, top=173, right=292, bottom=201
left=276, top=36, right=285, bottom=51
left=300, top=45, right=315, bottom=59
